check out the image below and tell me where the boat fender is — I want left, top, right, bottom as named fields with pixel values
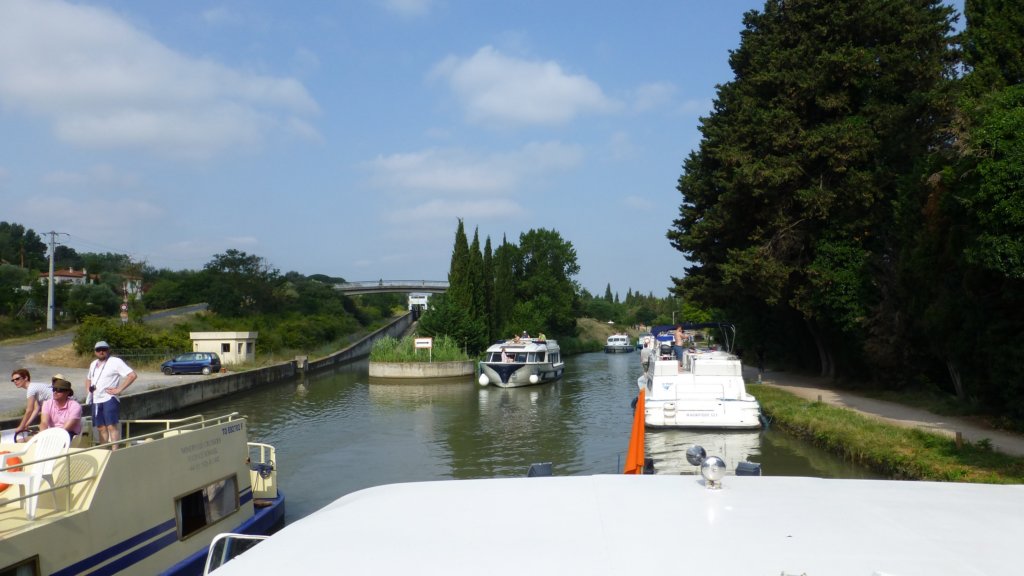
left=251, top=461, right=275, bottom=479
left=529, top=374, right=539, bottom=384
left=735, top=461, right=762, bottom=476
left=0, top=451, right=23, bottom=492
left=478, top=374, right=489, bottom=386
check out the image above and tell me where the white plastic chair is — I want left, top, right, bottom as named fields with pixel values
left=0, top=427, right=71, bottom=519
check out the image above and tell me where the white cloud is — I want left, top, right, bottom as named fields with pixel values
left=225, top=236, right=259, bottom=247
left=378, top=0, right=433, bottom=18
left=677, top=98, right=714, bottom=117
left=632, top=82, right=676, bottom=112
left=367, top=141, right=583, bottom=195
left=292, top=47, right=321, bottom=75
left=42, top=165, right=140, bottom=189
left=388, top=198, right=523, bottom=224
left=432, top=46, right=619, bottom=127
left=608, top=131, right=636, bottom=161
left=623, top=195, right=655, bottom=210
left=367, top=141, right=582, bottom=228
left=201, top=7, right=237, bottom=25
left=0, top=0, right=320, bottom=159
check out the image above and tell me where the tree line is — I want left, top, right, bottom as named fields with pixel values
left=669, top=0, right=1024, bottom=421
left=418, top=220, right=581, bottom=355
left=0, top=229, right=400, bottom=353
left=418, top=219, right=715, bottom=356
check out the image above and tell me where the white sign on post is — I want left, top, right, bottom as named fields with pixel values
left=414, top=337, right=433, bottom=362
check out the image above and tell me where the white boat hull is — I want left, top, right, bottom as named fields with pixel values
left=645, top=429, right=761, bottom=475
left=603, top=345, right=633, bottom=353
left=479, top=361, right=564, bottom=388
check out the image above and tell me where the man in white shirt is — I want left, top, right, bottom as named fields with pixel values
left=85, top=340, right=137, bottom=447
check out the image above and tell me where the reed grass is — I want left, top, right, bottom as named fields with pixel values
left=750, top=384, right=1024, bottom=483
left=369, top=335, right=470, bottom=362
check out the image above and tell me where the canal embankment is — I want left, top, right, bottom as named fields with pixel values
left=0, top=313, right=414, bottom=429
left=748, top=366, right=1024, bottom=483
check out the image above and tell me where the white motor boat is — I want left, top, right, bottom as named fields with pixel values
left=603, top=334, right=633, bottom=353
left=203, top=465, right=1024, bottom=576
left=478, top=337, right=564, bottom=388
left=638, top=323, right=761, bottom=429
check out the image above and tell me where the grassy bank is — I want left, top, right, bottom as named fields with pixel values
left=562, top=318, right=642, bottom=355
left=750, top=384, right=1024, bottom=483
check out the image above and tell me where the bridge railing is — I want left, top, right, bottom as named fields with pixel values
left=335, top=280, right=449, bottom=293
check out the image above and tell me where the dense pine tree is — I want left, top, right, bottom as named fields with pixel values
left=669, top=0, right=956, bottom=378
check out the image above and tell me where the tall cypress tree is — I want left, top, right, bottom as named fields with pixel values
left=448, top=218, right=471, bottom=311
left=468, top=227, right=486, bottom=330
left=483, top=236, right=496, bottom=341
left=493, top=235, right=517, bottom=338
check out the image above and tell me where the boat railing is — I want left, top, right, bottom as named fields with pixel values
left=0, top=413, right=247, bottom=524
left=203, top=532, right=269, bottom=575
left=248, top=442, right=278, bottom=500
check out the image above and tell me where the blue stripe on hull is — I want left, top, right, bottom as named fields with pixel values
left=50, top=487, right=284, bottom=576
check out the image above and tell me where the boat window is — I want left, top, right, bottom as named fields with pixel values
left=535, top=352, right=545, bottom=362
left=176, top=474, right=239, bottom=540
left=0, top=556, right=40, bottom=576
left=516, top=353, right=527, bottom=362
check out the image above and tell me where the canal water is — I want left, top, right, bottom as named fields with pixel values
left=174, top=351, right=880, bottom=521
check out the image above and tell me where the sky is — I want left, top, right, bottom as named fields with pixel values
left=0, top=0, right=965, bottom=298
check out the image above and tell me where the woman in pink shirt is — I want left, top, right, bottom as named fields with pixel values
left=40, top=374, right=83, bottom=439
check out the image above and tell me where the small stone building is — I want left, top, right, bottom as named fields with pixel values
left=190, top=331, right=258, bottom=365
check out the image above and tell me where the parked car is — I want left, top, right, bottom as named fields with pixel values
left=161, top=352, right=222, bottom=375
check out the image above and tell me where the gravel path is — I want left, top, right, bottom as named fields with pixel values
left=749, top=365, right=1024, bottom=458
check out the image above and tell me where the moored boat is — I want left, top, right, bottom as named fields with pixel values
left=0, top=413, right=284, bottom=575
left=637, top=323, right=761, bottom=429
left=477, top=337, right=563, bottom=388
left=603, top=334, right=633, bottom=353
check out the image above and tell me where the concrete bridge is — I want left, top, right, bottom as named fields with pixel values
left=334, top=280, right=449, bottom=295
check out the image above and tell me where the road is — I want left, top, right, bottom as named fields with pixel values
left=1, top=304, right=210, bottom=419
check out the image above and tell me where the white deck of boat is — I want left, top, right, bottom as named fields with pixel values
left=211, top=474, right=1024, bottom=575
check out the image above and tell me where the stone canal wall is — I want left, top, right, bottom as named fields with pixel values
left=1, top=313, right=415, bottom=428
left=368, top=360, right=475, bottom=379
left=121, top=312, right=415, bottom=419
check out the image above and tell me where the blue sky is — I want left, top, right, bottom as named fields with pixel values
left=0, top=1, right=963, bottom=297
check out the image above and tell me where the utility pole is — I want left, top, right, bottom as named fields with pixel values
left=45, top=231, right=68, bottom=331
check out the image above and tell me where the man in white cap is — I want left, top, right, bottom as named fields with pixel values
left=85, top=341, right=137, bottom=447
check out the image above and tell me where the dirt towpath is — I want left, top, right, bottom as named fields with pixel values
left=747, top=365, right=1024, bottom=458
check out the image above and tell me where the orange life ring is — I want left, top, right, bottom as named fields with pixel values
left=0, top=451, right=23, bottom=492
